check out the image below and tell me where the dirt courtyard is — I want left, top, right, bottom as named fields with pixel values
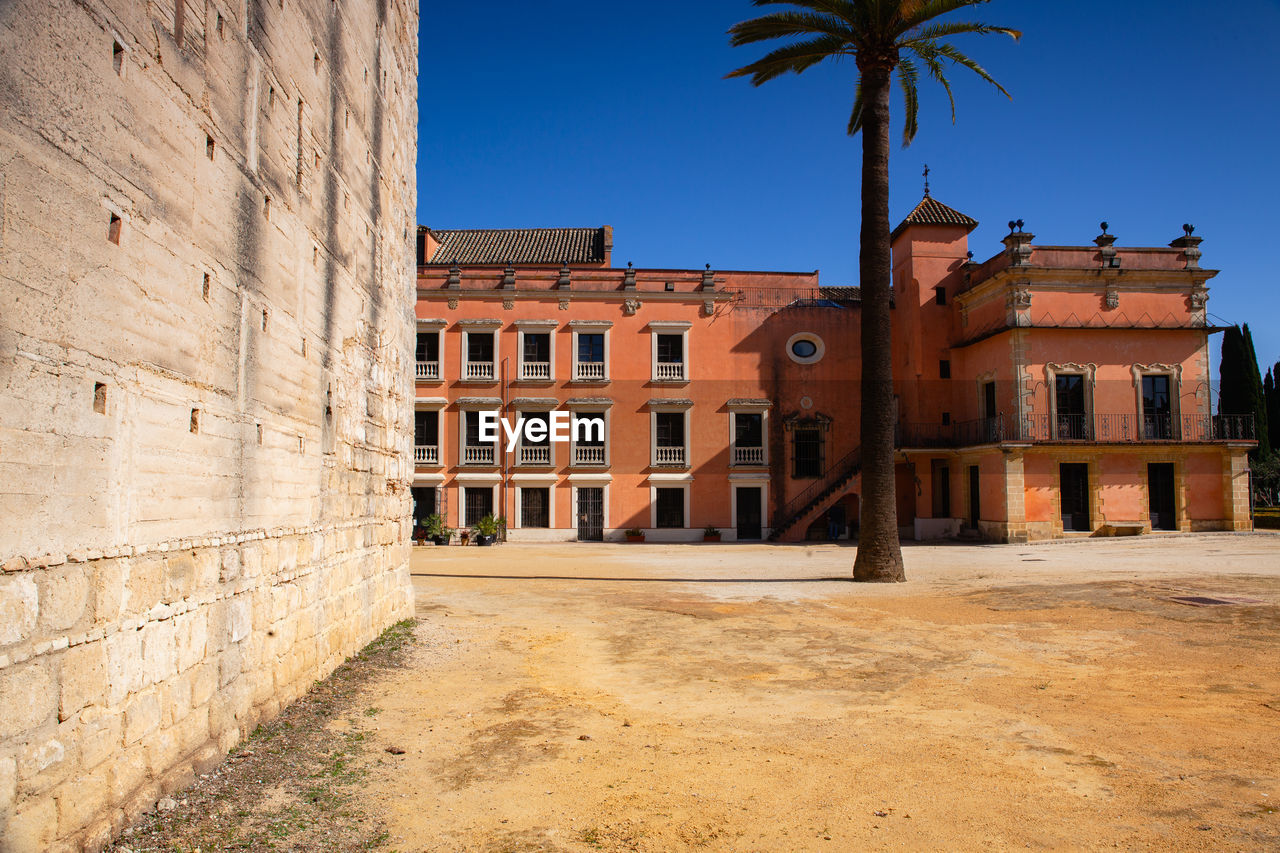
left=292, top=533, right=1275, bottom=852
left=116, top=534, right=1280, bottom=852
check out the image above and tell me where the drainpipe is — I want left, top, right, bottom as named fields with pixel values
left=501, top=356, right=509, bottom=541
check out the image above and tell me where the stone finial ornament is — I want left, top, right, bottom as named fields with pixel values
left=1002, top=220, right=1034, bottom=267
left=1169, top=224, right=1203, bottom=270
left=623, top=262, right=637, bottom=290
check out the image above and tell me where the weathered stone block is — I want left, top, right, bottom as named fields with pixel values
left=4, top=797, right=57, bottom=851
left=0, top=659, right=55, bottom=739
left=122, top=692, right=160, bottom=745
left=107, top=747, right=149, bottom=808
left=122, top=556, right=165, bottom=619
left=0, top=752, right=16, bottom=814
left=104, top=628, right=144, bottom=706
left=0, top=574, right=38, bottom=646
left=37, top=567, right=90, bottom=633
left=163, top=552, right=196, bottom=602
left=58, top=641, right=106, bottom=721
left=140, top=619, right=176, bottom=686
left=54, top=765, right=111, bottom=840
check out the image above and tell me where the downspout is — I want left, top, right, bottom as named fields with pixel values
left=501, top=355, right=509, bottom=541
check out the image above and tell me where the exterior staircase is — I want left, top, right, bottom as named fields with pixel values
left=768, top=446, right=861, bottom=542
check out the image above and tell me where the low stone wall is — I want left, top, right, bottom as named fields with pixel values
left=1, top=526, right=412, bottom=851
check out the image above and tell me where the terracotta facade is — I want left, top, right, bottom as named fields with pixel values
left=413, top=203, right=1255, bottom=544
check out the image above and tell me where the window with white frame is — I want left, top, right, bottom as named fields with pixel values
left=569, top=405, right=609, bottom=467
left=459, top=405, right=499, bottom=466
left=517, top=410, right=552, bottom=466
left=415, top=322, right=444, bottom=381
left=460, top=322, right=500, bottom=381
left=518, top=486, right=551, bottom=528
left=650, top=403, right=692, bottom=468
left=649, top=322, right=691, bottom=382
left=571, top=322, right=611, bottom=381
left=413, top=409, right=439, bottom=465
left=516, top=321, right=556, bottom=382
left=654, top=487, right=685, bottom=528
left=733, top=411, right=765, bottom=466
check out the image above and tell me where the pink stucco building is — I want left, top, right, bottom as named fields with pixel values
left=411, top=197, right=1255, bottom=544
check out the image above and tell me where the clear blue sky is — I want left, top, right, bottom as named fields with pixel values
left=416, top=0, right=1280, bottom=373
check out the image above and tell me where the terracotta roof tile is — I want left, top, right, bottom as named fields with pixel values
left=892, top=196, right=978, bottom=240
left=427, top=227, right=606, bottom=265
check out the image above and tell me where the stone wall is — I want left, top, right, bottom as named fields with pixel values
left=0, top=0, right=418, bottom=849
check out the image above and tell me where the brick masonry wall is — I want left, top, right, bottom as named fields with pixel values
left=0, top=0, right=418, bottom=849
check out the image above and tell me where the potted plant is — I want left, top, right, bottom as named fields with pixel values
left=625, top=527, right=645, bottom=543
left=703, top=525, right=721, bottom=543
left=424, top=513, right=454, bottom=546
left=472, top=514, right=504, bottom=546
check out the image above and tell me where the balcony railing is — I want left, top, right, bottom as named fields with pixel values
left=733, top=446, right=765, bottom=466
left=462, top=445, right=496, bottom=465
left=655, top=362, right=685, bottom=381
left=573, top=445, right=606, bottom=465
left=520, top=361, right=551, bottom=381
left=897, top=413, right=1256, bottom=448
left=574, top=361, right=606, bottom=380
left=518, top=444, right=551, bottom=466
left=413, top=444, right=439, bottom=465
left=654, top=445, right=686, bottom=466
left=415, top=360, right=439, bottom=381
left=464, top=361, right=495, bottom=381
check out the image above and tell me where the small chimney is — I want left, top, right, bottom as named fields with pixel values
left=501, top=262, right=515, bottom=289
left=446, top=261, right=461, bottom=289
left=557, top=261, right=572, bottom=290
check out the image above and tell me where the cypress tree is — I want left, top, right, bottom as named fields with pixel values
left=1241, top=325, right=1271, bottom=458
left=1267, top=366, right=1279, bottom=454
left=1219, top=326, right=1246, bottom=415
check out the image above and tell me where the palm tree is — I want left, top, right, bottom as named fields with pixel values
left=728, top=0, right=1018, bottom=582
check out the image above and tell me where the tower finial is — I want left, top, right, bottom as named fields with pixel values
left=923, top=164, right=931, bottom=197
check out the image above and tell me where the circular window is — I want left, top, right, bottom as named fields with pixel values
left=786, top=333, right=825, bottom=365
left=791, top=339, right=818, bottom=359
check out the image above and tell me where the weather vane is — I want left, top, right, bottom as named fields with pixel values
left=923, top=164, right=931, bottom=197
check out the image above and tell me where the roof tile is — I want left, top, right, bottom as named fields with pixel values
left=427, top=227, right=606, bottom=265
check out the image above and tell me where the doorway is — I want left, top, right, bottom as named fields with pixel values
left=736, top=487, right=762, bottom=540
left=576, top=487, right=603, bottom=541
left=1148, top=463, right=1176, bottom=531
left=967, top=465, right=980, bottom=530
left=1060, top=463, right=1091, bottom=532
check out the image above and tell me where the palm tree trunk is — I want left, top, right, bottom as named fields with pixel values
left=852, top=61, right=906, bottom=583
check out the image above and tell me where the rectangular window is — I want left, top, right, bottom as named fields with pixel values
left=521, top=332, right=551, bottom=380
left=934, top=286, right=947, bottom=306
left=467, top=331, right=494, bottom=364
left=939, top=359, right=951, bottom=379
left=735, top=413, right=763, bottom=447
left=108, top=213, right=121, bottom=244
left=931, top=460, right=951, bottom=518
left=1054, top=374, right=1088, bottom=439
left=656, top=412, right=683, bottom=447
left=578, top=333, right=604, bottom=363
left=521, top=487, right=550, bottom=528
left=572, top=412, right=606, bottom=465
left=523, top=333, right=550, bottom=364
left=656, top=334, right=683, bottom=363
left=464, top=410, right=482, bottom=447
left=416, top=331, right=439, bottom=362
left=414, top=410, right=438, bottom=446
left=464, top=487, right=493, bottom=527
left=655, top=488, right=684, bottom=529
left=411, top=486, right=437, bottom=523
left=793, top=428, right=823, bottom=478
left=1142, top=374, right=1173, bottom=439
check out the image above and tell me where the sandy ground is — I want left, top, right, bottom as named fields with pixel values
left=345, top=534, right=1280, bottom=852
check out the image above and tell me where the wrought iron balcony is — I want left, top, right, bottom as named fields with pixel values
left=518, top=444, right=551, bottom=466
left=574, top=361, right=606, bottom=380
left=654, top=445, right=686, bottom=466
left=654, top=362, right=685, bottom=381
left=573, top=445, right=606, bottom=465
left=415, top=360, right=439, bottom=381
left=733, top=446, right=765, bottom=466
left=464, top=361, right=495, bottom=381
left=413, top=444, right=439, bottom=465
left=897, top=413, right=1256, bottom=448
left=520, top=361, right=551, bottom=381
left=462, top=445, right=496, bottom=465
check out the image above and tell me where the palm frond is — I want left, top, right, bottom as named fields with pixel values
left=846, top=80, right=865, bottom=136
left=899, top=0, right=998, bottom=30
left=725, top=33, right=852, bottom=84
left=728, top=10, right=853, bottom=47
left=925, top=40, right=1013, bottom=99
left=911, top=43, right=956, bottom=124
left=900, top=20, right=1021, bottom=46
left=896, top=57, right=921, bottom=145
